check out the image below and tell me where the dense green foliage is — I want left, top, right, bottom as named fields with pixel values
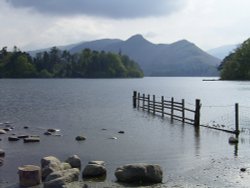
left=219, top=38, right=250, bottom=80
left=0, top=47, right=143, bottom=78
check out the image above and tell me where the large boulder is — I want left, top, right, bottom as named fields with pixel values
left=65, top=155, right=81, bottom=169
left=41, top=156, right=61, bottom=168
left=82, top=164, right=107, bottom=178
left=41, top=156, right=62, bottom=180
left=115, top=163, right=163, bottom=183
left=44, top=168, right=80, bottom=188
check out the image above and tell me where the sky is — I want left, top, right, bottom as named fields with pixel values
left=1, top=0, right=250, bottom=51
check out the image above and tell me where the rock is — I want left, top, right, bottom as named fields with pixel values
left=23, top=126, right=29, bottom=129
left=42, top=161, right=63, bottom=180
left=115, top=163, right=163, bottom=183
left=3, top=128, right=12, bottom=132
left=47, top=129, right=57, bottom=133
left=41, top=156, right=62, bottom=180
left=0, top=158, right=3, bottom=166
left=88, top=161, right=105, bottom=166
left=109, top=137, right=118, bottom=140
left=41, top=156, right=61, bottom=169
left=44, top=168, right=80, bottom=188
left=60, top=162, right=72, bottom=170
left=82, top=164, right=107, bottom=178
left=0, top=129, right=7, bottom=134
left=8, top=136, right=20, bottom=141
left=18, top=165, right=41, bottom=187
left=75, top=136, right=86, bottom=141
left=65, top=155, right=81, bottom=169
left=229, top=136, right=238, bottom=144
left=241, top=168, right=247, bottom=172
left=44, top=131, right=52, bottom=135
left=118, top=131, right=125, bottom=134
left=24, top=137, right=40, bottom=143
left=0, top=149, right=5, bottom=157
left=17, top=135, right=29, bottom=139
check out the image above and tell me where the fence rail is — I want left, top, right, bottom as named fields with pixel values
left=133, top=91, right=240, bottom=135
left=133, top=91, right=201, bottom=127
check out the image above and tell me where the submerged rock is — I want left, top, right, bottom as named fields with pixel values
left=17, top=135, right=29, bottom=139
left=115, top=163, right=163, bottom=184
left=75, top=136, right=86, bottom=141
left=0, top=129, right=7, bottom=134
left=8, top=136, right=20, bottom=141
left=229, top=136, right=238, bottom=144
left=118, top=131, right=125, bottom=134
left=0, top=149, right=5, bottom=157
left=88, top=161, right=105, bottom=166
left=24, top=137, right=40, bottom=143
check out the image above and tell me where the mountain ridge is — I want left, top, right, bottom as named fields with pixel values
left=29, top=34, right=221, bottom=76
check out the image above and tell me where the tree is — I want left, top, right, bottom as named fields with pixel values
left=219, top=38, right=250, bottom=80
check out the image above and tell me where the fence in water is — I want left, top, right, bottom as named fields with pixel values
left=133, top=91, right=240, bottom=135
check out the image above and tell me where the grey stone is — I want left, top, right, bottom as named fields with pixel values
left=82, top=164, right=107, bottom=178
left=61, top=162, right=72, bottom=170
left=115, top=163, right=163, bottom=183
left=65, top=155, right=81, bottom=169
left=8, top=136, right=20, bottom=141
left=17, top=135, right=29, bottom=139
left=47, top=129, right=57, bottom=133
left=229, top=136, right=238, bottom=144
left=0, top=129, right=7, bottom=134
left=41, top=156, right=61, bottom=168
left=88, top=161, right=105, bottom=166
left=44, top=168, right=80, bottom=188
left=75, top=136, right=86, bottom=141
left=0, top=149, right=5, bottom=157
left=42, top=161, right=62, bottom=180
left=24, top=137, right=40, bottom=143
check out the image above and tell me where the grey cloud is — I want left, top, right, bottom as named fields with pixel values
left=6, top=0, right=185, bottom=18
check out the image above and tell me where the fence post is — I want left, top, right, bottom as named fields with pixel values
left=182, top=99, right=185, bottom=124
left=142, top=94, right=145, bottom=111
left=148, top=94, right=150, bottom=113
left=235, top=103, right=239, bottom=135
left=133, top=91, right=137, bottom=108
left=153, top=95, right=156, bottom=115
left=137, top=92, right=140, bottom=109
left=194, top=99, right=201, bottom=127
left=171, top=97, right=174, bottom=122
left=161, top=96, right=164, bottom=117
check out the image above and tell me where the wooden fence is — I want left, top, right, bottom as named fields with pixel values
left=133, top=91, right=201, bottom=127
left=133, top=91, right=240, bottom=135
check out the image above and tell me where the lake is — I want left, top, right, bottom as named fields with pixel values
left=1, top=77, right=250, bottom=187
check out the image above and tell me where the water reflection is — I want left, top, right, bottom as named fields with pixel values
left=194, top=126, right=200, bottom=157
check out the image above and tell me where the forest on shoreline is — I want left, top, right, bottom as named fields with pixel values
left=0, top=47, right=143, bottom=78
left=219, top=38, right=250, bottom=80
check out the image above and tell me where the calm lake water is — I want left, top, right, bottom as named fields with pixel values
left=1, top=77, right=250, bottom=187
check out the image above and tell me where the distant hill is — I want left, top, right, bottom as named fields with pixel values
left=30, top=34, right=221, bottom=76
left=207, top=44, right=239, bottom=60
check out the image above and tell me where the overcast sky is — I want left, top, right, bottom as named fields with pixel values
left=1, top=0, right=250, bottom=51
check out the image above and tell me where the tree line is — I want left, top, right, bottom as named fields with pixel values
left=219, top=38, right=250, bottom=80
left=0, top=46, right=144, bottom=78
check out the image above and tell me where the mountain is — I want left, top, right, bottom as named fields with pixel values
left=30, top=34, right=221, bottom=76
left=207, top=44, right=239, bottom=60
